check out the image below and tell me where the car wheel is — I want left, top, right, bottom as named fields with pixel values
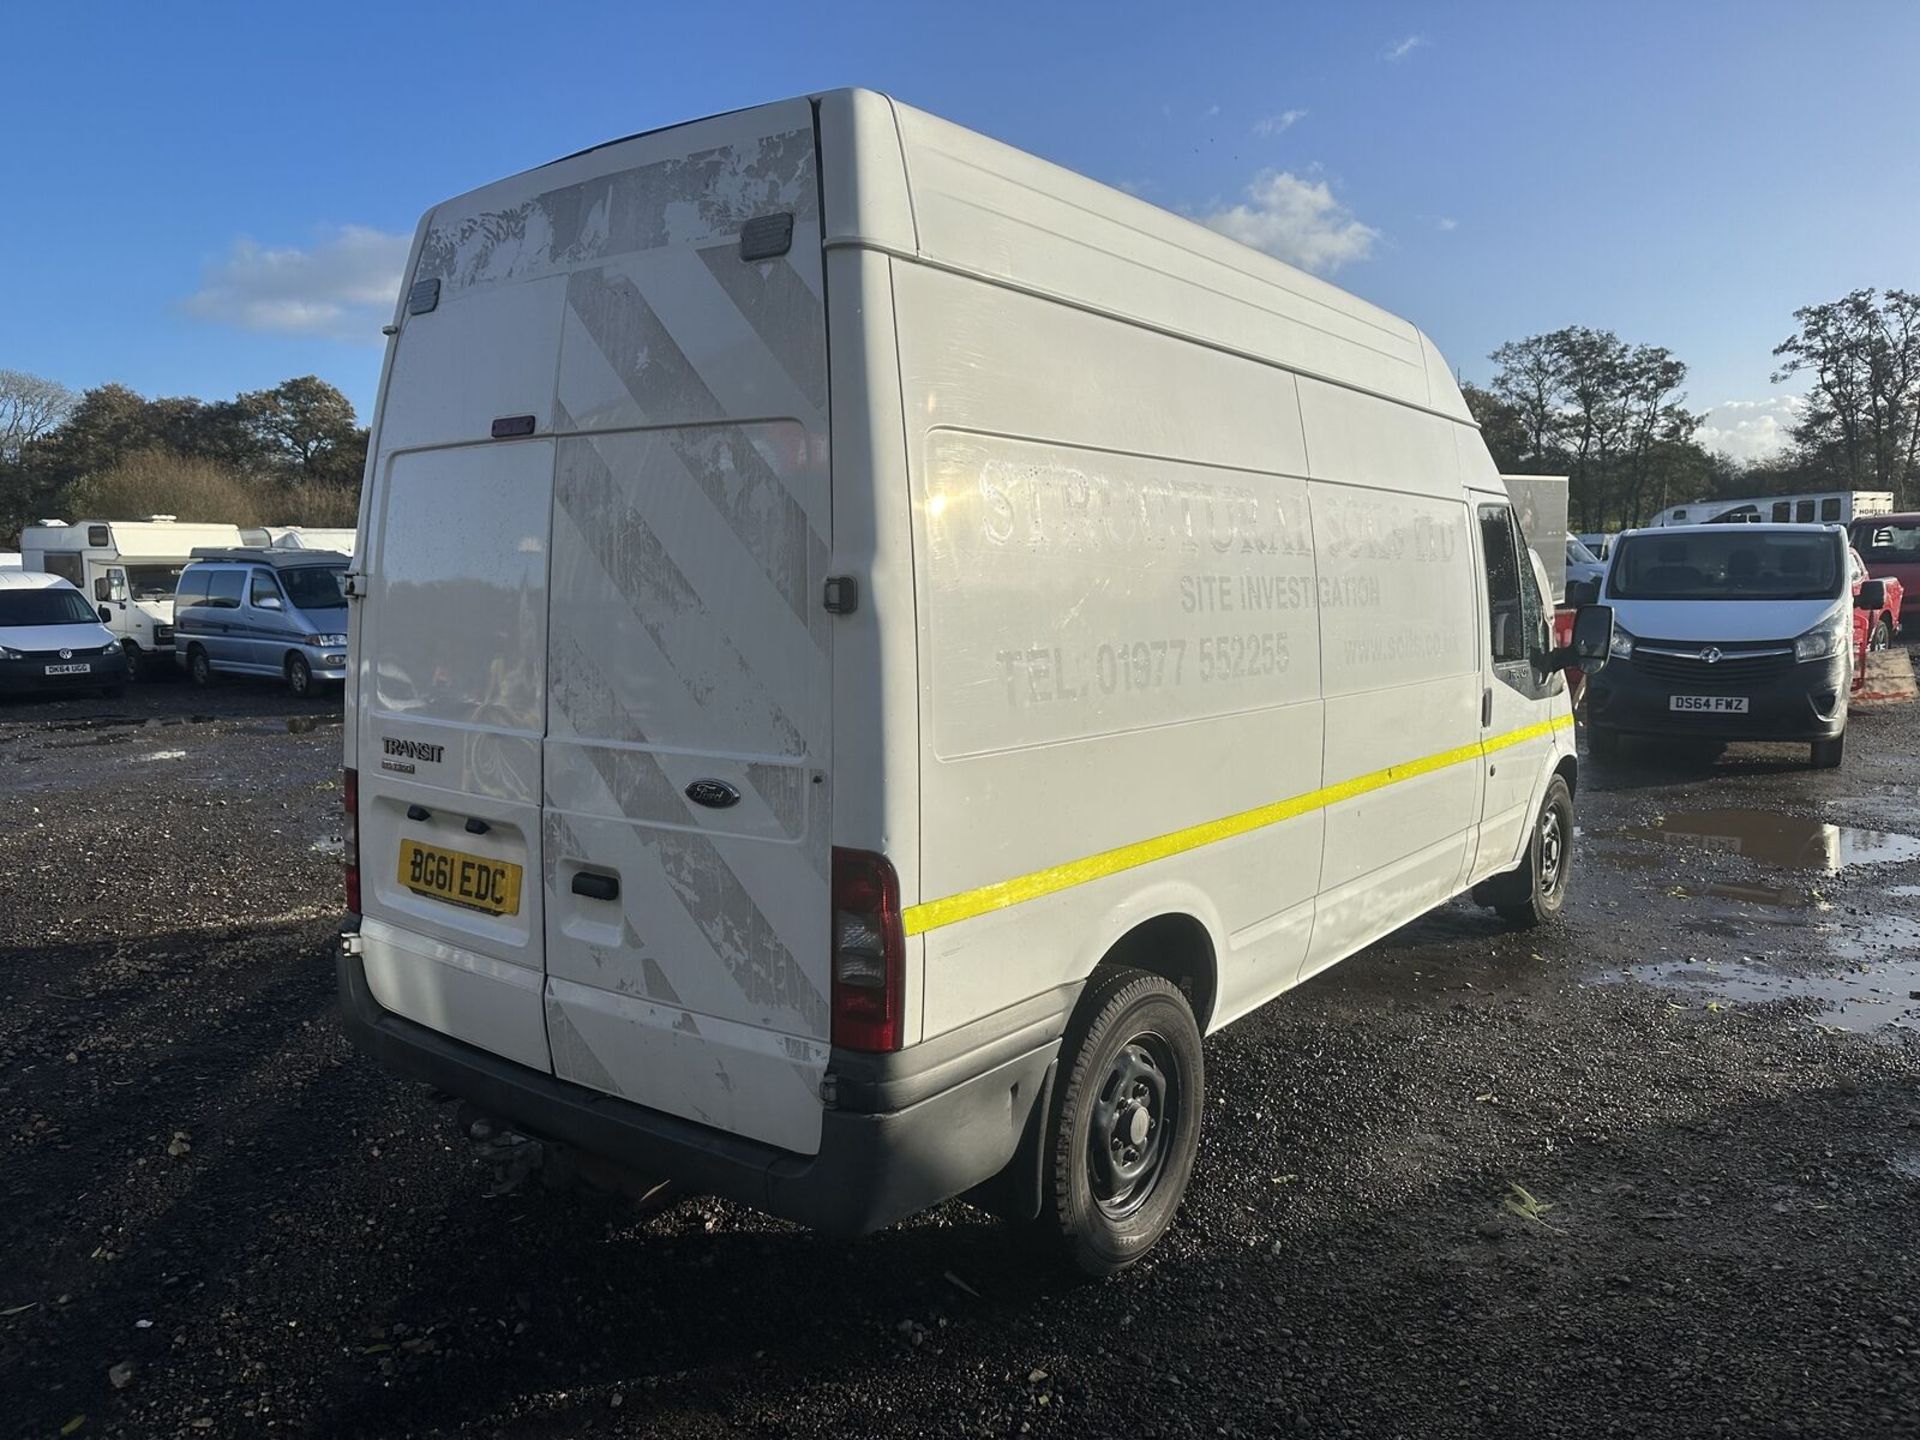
left=1038, top=967, right=1204, bottom=1278
left=188, top=646, right=213, bottom=688
left=287, top=654, right=313, bottom=697
left=1494, top=775, right=1574, bottom=929
left=1587, top=724, right=1621, bottom=759
left=1811, top=733, right=1845, bottom=769
left=1872, top=617, right=1893, bottom=652
left=120, top=641, right=141, bottom=681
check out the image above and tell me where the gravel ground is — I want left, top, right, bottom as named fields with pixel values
left=3, top=667, right=1918, bottom=1439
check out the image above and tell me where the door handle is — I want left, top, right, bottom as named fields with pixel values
left=1481, top=686, right=1492, bottom=727
left=571, top=871, right=619, bottom=901
left=406, top=804, right=432, bottom=822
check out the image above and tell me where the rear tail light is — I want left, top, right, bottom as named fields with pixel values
left=343, top=767, right=361, bottom=917
left=831, top=847, right=904, bottom=1052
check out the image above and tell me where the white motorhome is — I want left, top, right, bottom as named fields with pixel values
left=20, top=516, right=245, bottom=673
left=338, top=91, right=1613, bottom=1274
left=240, top=526, right=358, bottom=556
left=1651, top=490, right=1893, bottom=529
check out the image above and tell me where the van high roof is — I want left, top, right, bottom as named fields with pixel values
left=185, top=547, right=350, bottom=568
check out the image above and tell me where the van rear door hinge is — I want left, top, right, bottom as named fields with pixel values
left=343, top=571, right=366, bottom=600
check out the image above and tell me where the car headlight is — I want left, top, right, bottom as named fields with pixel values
left=306, top=633, right=348, bottom=647
left=1609, top=627, right=1635, bottom=660
left=1793, top=615, right=1848, bottom=663
left=0, top=646, right=21, bottom=660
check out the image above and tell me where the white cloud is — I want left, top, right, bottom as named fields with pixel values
left=1203, top=104, right=1221, bottom=118
left=1253, top=109, right=1308, bottom=137
left=1200, top=170, right=1380, bottom=275
left=182, top=225, right=410, bottom=342
left=1437, top=216, right=1459, bottom=231
left=1384, top=34, right=1428, bottom=61
left=1696, top=396, right=1805, bottom=463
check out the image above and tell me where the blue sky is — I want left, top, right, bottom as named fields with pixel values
left=5, top=2, right=1915, bottom=461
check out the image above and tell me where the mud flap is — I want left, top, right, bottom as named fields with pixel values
left=959, top=1059, right=1057, bottom=1223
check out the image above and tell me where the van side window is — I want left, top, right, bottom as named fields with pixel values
left=175, top=569, right=210, bottom=606
left=206, top=569, right=244, bottom=610
left=249, top=570, right=283, bottom=608
left=1478, top=504, right=1527, bottom=664
left=1795, top=500, right=1814, bottom=522
left=1820, top=498, right=1841, bottom=522
left=1773, top=502, right=1791, bottom=522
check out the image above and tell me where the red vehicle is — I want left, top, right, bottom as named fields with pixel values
left=1849, top=514, right=1920, bottom=626
left=1849, top=545, right=1902, bottom=689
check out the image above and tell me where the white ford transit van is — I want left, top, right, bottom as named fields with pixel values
left=338, top=91, right=1612, bottom=1274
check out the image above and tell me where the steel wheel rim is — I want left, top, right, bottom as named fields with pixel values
left=1088, top=1029, right=1180, bottom=1219
left=1539, top=806, right=1565, bottom=895
left=291, top=660, right=309, bottom=695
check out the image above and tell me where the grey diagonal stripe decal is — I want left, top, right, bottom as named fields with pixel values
left=579, top=743, right=828, bottom=1033
left=564, top=274, right=829, bottom=641
left=695, top=246, right=829, bottom=415
left=554, top=432, right=808, bottom=757
left=667, top=427, right=829, bottom=645
left=566, top=267, right=723, bottom=426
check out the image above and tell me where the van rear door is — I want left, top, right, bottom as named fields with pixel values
left=357, top=99, right=834, bottom=1155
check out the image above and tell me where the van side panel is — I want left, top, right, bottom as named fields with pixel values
left=891, top=260, right=1326, bottom=1037
left=1295, top=379, right=1484, bottom=973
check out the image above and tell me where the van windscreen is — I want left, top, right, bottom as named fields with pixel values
left=0, top=589, right=98, bottom=625
left=281, top=566, right=347, bottom=610
left=125, top=564, right=183, bottom=600
left=1608, top=531, right=1842, bottom=601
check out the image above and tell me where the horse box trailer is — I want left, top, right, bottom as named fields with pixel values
left=338, top=90, right=1612, bottom=1273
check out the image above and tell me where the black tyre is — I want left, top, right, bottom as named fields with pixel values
left=1038, top=967, right=1203, bottom=1278
left=120, top=641, right=142, bottom=681
left=188, top=646, right=214, bottom=688
left=1811, top=732, right=1845, bottom=769
left=1587, top=724, right=1621, bottom=759
left=1494, top=775, right=1574, bottom=929
left=1871, top=617, right=1893, bottom=652
left=287, top=654, right=313, bottom=697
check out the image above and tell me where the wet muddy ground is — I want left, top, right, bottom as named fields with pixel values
left=2, top=669, right=1918, bottom=1438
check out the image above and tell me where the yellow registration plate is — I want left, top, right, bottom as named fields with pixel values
left=397, top=838, right=522, bottom=917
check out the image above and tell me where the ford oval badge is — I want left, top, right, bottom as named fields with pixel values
left=685, top=778, right=741, bottom=810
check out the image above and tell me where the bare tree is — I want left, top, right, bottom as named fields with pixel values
left=0, top=369, right=76, bottom=465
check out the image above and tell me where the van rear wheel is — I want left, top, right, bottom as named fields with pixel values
left=1038, top=967, right=1203, bottom=1278
left=187, top=646, right=213, bottom=688
left=120, top=641, right=142, bottom=681
left=287, top=654, right=313, bottom=697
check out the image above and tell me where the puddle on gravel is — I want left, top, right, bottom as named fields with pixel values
left=1623, top=808, right=1920, bottom=872
left=310, top=835, right=345, bottom=857
left=136, top=748, right=189, bottom=763
left=37, top=714, right=219, bottom=734
left=1610, top=912, right=1920, bottom=1034
left=286, top=714, right=343, bottom=734
left=1892, top=1153, right=1920, bottom=1181
left=1668, top=881, right=1810, bottom=908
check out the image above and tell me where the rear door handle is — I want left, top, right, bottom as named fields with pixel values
left=1481, top=686, right=1493, bottom=727
left=571, top=872, right=619, bottom=901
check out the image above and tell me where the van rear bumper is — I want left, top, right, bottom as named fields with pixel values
left=337, top=946, right=1066, bottom=1237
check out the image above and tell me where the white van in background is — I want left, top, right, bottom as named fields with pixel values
left=19, top=516, right=245, bottom=675
left=1585, top=523, right=1864, bottom=768
left=337, top=90, right=1614, bottom=1273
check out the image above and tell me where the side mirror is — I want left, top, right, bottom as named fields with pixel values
left=257, top=595, right=283, bottom=610
left=1570, top=604, right=1615, bottom=668
left=94, top=578, right=110, bottom=602
left=98, top=605, right=112, bottom=625
left=1565, top=577, right=1600, bottom=607
left=1856, top=579, right=1888, bottom=610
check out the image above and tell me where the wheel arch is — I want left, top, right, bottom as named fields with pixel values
left=1087, top=909, right=1219, bottom=1035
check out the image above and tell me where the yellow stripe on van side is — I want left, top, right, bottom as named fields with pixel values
left=898, top=713, right=1575, bottom=937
